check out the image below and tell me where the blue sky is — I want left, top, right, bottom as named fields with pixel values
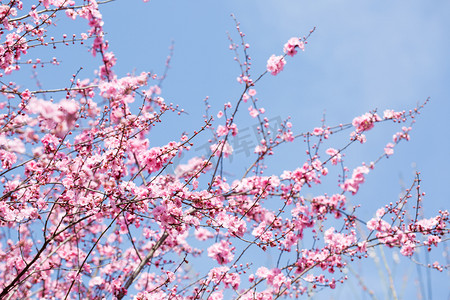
left=21, top=0, right=450, bottom=298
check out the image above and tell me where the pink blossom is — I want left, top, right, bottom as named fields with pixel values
left=20, top=89, right=31, bottom=100
left=195, top=227, right=214, bottom=241
left=215, top=212, right=247, bottom=237
left=367, top=218, right=391, bottom=231
left=208, top=240, right=234, bottom=264
left=384, top=143, right=394, bottom=156
left=425, top=235, right=441, bottom=248
left=209, top=291, right=223, bottom=300
left=66, top=9, right=77, bottom=20
left=281, top=130, right=294, bottom=142
left=325, top=148, right=342, bottom=165
left=216, top=125, right=229, bottom=137
left=174, top=156, right=211, bottom=179
left=41, top=133, right=60, bottom=153
left=400, top=241, right=415, bottom=256
left=383, top=109, right=404, bottom=120
left=283, top=37, right=305, bottom=57
left=249, top=106, right=259, bottom=118
left=255, top=266, right=270, bottom=278
left=352, top=112, right=381, bottom=133
left=324, top=227, right=356, bottom=251
left=313, top=127, right=324, bottom=136
left=266, top=54, right=286, bottom=75
left=210, top=140, right=233, bottom=158
left=89, top=276, right=104, bottom=287
left=254, top=144, right=267, bottom=154
left=229, top=124, right=238, bottom=136
left=376, top=208, right=385, bottom=218
left=208, top=266, right=230, bottom=284
left=357, top=241, right=367, bottom=253
left=0, top=150, right=16, bottom=169
left=340, top=165, right=370, bottom=195
left=416, top=217, right=438, bottom=230
left=393, top=126, right=411, bottom=143
left=148, top=85, right=161, bottom=95
left=252, top=222, right=273, bottom=241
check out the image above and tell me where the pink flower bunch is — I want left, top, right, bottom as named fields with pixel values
left=283, top=37, right=305, bottom=57
left=208, top=266, right=240, bottom=290
left=340, top=165, right=370, bottom=195
left=368, top=210, right=448, bottom=257
left=324, top=227, right=357, bottom=252
left=384, top=142, right=395, bottom=156
left=352, top=112, right=381, bottom=133
left=174, top=156, right=212, bottom=179
left=325, top=148, right=342, bottom=165
left=383, top=109, right=404, bottom=120
left=393, top=126, right=411, bottom=143
left=210, top=140, right=234, bottom=158
left=266, top=54, right=286, bottom=75
left=208, top=240, right=235, bottom=265
left=0, top=2, right=445, bottom=299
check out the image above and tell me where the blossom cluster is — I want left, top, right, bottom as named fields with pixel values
left=266, top=36, right=305, bottom=75
left=0, top=2, right=446, bottom=300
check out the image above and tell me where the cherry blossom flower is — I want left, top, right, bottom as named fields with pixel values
left=283, top=37, right=305, bottom=57
left=266, top=54, right=286, bottom=75
left=208, top=241, right=234, bottom=264
left=340, top=165, right=370, bottom=195
left=210, top=140, right=233, bottom=158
